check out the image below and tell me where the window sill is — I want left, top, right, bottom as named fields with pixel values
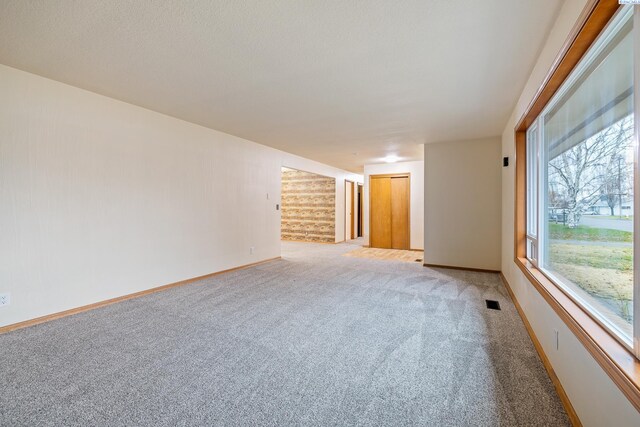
left=514, top=257, right=640, bottom=412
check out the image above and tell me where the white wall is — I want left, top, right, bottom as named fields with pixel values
left=363, top=161, right=424, bottom=250
left=0, top=64, right=361, bottom=328
left=501, top=0, right=640, bottom=425
left=423, top=138, right=501, bottom=270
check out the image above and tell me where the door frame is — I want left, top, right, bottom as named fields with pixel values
left=345, top=180, right=355, bottom=241
left=357, top=183, right=363, bottom=237
left=368, top=173, right=411, bottom=249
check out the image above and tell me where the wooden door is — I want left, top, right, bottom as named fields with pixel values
left=390, top=176, right=409, bottom=249
left=350, top=182, right=355, bottom=239
left=370, top=177, right=392, bottom=248
left=369, top=174, right=410, bottom=250
left=357, top=184, right=363, bottom=237
left=345, top=181, right=354, bottom=241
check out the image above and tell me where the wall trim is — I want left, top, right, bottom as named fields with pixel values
left=0, top=256, right=281, bottom=335
left=500, top=273, right=582, bottom=426
left=282, top=239, right=338, bottom=245
left=422, top=263, right=500, bottom=274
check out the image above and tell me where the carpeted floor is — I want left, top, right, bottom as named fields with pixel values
left=0, top=241, right=569, bottom=426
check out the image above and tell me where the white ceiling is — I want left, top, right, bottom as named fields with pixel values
left=0, top=0, right=563, bottom=172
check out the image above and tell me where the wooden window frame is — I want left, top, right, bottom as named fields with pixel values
left=513, top=0, right=640, bottom=411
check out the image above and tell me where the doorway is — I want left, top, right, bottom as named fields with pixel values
left=369, top=174, right=410, bottom=249
left=345, top=180, right=355, bottom=241
left=357, top=183, right=363, bottom=237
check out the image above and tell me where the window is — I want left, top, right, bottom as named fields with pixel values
left=526, top=6, right=637, bottom=353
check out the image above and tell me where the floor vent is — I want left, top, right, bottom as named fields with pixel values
left=485, top=300, right=501, bottom=310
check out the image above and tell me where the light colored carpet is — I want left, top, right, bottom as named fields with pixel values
left=344, top=246, right=424, bottom=263
left=0, top=241, right=569, bottom=426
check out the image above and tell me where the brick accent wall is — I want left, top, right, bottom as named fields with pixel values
left=281, top=167, right=335, bottom=243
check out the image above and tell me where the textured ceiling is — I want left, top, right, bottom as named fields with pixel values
left=0, top=0, right=563, bottom=172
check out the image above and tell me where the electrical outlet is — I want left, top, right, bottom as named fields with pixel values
left=554, top=329, right=559, bottom=351
left=0, top=293, right=10, bottom=307
left=250, top=246, right=255, bottom=255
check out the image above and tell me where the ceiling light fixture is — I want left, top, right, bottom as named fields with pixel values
left=383, top=155, right=400, bottom=163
